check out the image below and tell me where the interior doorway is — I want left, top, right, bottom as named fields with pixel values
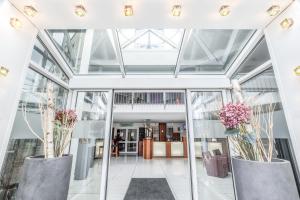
left=106, top=90, right=193, bottom=200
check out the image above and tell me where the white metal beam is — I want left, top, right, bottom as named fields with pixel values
left=238, top=59, right=272, bottom=84
left=222, top=30, right=239, bottom=63
left=38, top=30, right=74, bottom=78
left=174, top=29, right=192, bottom=78
left=111, top=29, right=126, bottom=77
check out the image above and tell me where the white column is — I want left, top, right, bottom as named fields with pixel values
left=0, top=1, right=38, bottom=167
left=264, top=1, right=300, bottom=168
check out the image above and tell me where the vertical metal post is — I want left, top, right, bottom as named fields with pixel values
left=185, top=90, right=199, bottom=200
left=99, top=90, right=114, bottom=200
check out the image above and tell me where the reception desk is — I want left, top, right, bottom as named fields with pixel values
left=152, top=140, right=187, bottom=158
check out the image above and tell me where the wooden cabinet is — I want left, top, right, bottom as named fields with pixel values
left=159, top=123, right=167, bottom=141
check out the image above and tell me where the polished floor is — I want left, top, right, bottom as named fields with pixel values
left=68, top=156, right=235, bottom=200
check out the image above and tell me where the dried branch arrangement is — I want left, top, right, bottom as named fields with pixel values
left=220, top=102, right=276, bottom=162
left=22, top=82, right=77, bottom=159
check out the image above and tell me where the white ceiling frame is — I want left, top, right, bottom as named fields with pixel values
left=111, top=29, right=126, bottom=78
left=222, top=30, right=239, bottom=63
left=174, top=29, right=192, bottom=78
left=89, top=59, right=120, bottom=66
left=237, top=59, right=272, bottom=84
left=192, top=32, right=223, bottom=65
left=149, top=29, right=178, bottom=49
left=29, top=61, right=69, bottom=89
left=225, top=30, right=264, bottom=78
left=121, top=30, right=149, bottom=49
left=38, top=31, right=74, bottom=78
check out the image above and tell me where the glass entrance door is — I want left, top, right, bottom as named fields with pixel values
left=186, top=90, right=235, bottom=200
left=115, top=128, right=139, bottom=154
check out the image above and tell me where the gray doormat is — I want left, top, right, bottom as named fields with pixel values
left=123, top=178, right=175, bottom=200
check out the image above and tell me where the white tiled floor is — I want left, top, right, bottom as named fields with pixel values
left=68, top=156, right=235, bottom=200
left=107, top=156, right=192, bottom=200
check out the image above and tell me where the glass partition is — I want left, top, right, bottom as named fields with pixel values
left=67, top=91, right=110, bottom=199
left=0, top=69, right=68, bottom=200
left=190, top=91, right=235, bottom=200
left=239, top=68, right=300, bottom=191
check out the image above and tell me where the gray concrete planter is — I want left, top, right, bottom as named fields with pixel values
left=16, top=155, right=73, bottom=200
left=232, top=157, right=299, bottom=200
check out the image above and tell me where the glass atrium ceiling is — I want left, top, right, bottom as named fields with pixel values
left=47, top=29, right=255, bottom=75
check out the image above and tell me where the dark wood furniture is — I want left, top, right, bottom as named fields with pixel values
left=159, top=123, right=167, bottom=141
left=143, top=138, right=153, bottom=159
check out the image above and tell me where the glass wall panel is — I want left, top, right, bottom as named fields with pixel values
left=180, top=30, right=254, bottom=73
left=0, top=69, right=68, bottom=199
left=190, top=91, right=235, bottom=200
left=232, top=38, right=270, bottom=79
left=31, top=38, right=69, bottom=83
left=48, top=30, right=86, bottom=73
left=68, top=91, right=109, bottom=199
left=239, top=68, right=300, bottom=190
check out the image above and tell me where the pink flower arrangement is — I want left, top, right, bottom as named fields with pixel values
left=55, top=109, right=77, bottom=127
left=219, top=103, right=251, bottom=129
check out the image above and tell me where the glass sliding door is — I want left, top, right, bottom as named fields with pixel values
left=187, top=91, right=235, bottom=200
left=67, top=91, right=112, bottom=200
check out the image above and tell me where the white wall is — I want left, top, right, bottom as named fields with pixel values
left=69, top=75, right=231, bottom=89
left=0, top=2, right=38, bottom=167
left=264, top=0, right=300, bottom=168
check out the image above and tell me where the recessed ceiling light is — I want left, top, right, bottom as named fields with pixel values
left=10, top=18, right=22, bottom=29
left=267, top=5, right=281, bottom=16
left=0, top=66, right=9, bottom=77
left=219, top=5, right=230, bottom=16
left=24, top=5, right=38, bottom=17
left=75, top=5, right=87, bottom=17
left=294, top=66, right=300, bottom=76
left=124, top=5, right=133, bottom=16
left=172, top=5, right=182, bottom=17
left=280, top=18, right=294, bottom=29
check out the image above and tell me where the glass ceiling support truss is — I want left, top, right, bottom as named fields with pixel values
left=222, top=30, right=239, bottom=63
left=175, top=29, right=192, bottom=77
left=192, top=32, right=223, bottom=65
left=112, top=29, right=126, bottom=77
left=120, top=30, right=149, bottom=49
left=149, top=29, right=178, bottom=49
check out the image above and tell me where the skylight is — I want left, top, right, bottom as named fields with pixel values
left=47, top=29, right=256, bottom=76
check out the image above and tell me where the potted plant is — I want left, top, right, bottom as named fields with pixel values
left=219, top=102, right=299, bottom=200
left=16, top=82, right=77, bottom=200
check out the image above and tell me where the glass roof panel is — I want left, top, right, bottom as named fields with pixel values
left=180, top=29, right=254, bottom=74
left=118, top=29, right=184, bottom=74
left=88, top=29, right=122, bottom=74
left=232, top=37, right=270, bottom=79
left=47, top=30, right=85, bottom=73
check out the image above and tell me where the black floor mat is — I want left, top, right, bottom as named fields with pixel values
left=123, top=178, right=175, bottom=200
